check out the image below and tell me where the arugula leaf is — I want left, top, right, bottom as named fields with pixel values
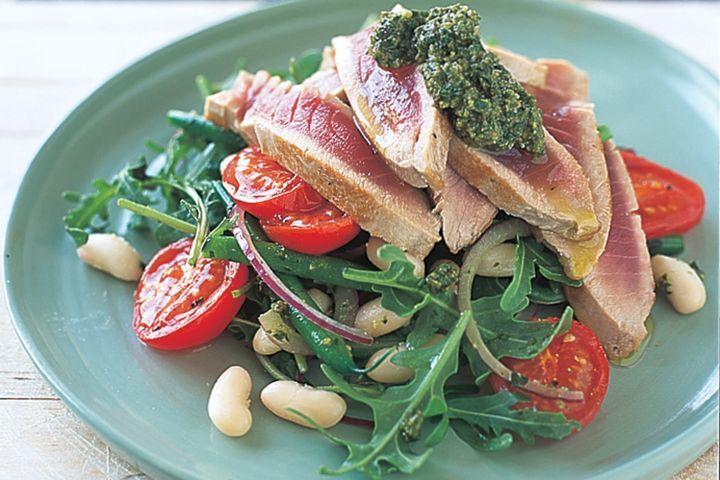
left=524, top=238, right=581, bottom=287
left=194, top=74, right=214, bottom=98
left=527, top=280, right=566, bottom=305
left=500, top=237, right=534, bottom=313
left=500, top=237, right=580, bottom=312
left=289, top=48, right=323, bottom=83
left=450, top=419, right=513, bottom=451
left=464, top=298, right=573, bottom=384
left=343, top=245, right=434, bottom=317
left=315, top=312, right=471, bottom=480
left=474, top=296, right=573, bottom=360
left=62, top=159, right=148, bottom=246
left=406, top=263, right=459, bottom=348
left=448, top=390, right=578, bottom=447
left=461, top=338, right=492, bottom=385
left=472, top=276, right=509, bottom=297
left=196, top=58, right=247, bottom=98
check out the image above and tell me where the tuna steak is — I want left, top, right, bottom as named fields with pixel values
left=531, top=60, right=612, bottom=279
left=204, top=71, right=441, bottom=258
left=332, top=28, right=450, bottom=190
left=565, top=141, right=654, bottom=358
left=433, top=167, right=498, bottom=253
left=333, top=27, right=498, bottom=252
left=487, top=45, right=548, bottom=88
left=449, top=129, right=599, bottom=241
left=304, top=46, right=347, bottom=102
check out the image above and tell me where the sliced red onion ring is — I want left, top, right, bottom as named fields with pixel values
left=231, top=207, right=373, bottom=345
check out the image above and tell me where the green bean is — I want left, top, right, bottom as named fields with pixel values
left=166, top=110, right=245, bottom=151
left=202, top=236, right=374, bottom=291
left=293, top=353, right=309, bottom=375
left=647, top=235, right=684, bottom=256
left=280, top=274, right=367, bottom=375
left=332, top=287, right=359, bottom=326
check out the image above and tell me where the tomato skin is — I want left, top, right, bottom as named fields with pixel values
left=261, top=204, right=361, bottom=255
left=489, top=319, right=609, bottom=429
left=620, top=149, right=705, bottom=240
left=222, top=145, right=361, bottom=255
left=133, top=238, right=248, bottom=350
left=221, top=145, right=325, bottom=219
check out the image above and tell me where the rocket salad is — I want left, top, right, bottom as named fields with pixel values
left=62, top=4, right=706, bottom=479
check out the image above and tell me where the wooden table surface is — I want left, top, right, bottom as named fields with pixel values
left=1, top=1, right=717, bottom=478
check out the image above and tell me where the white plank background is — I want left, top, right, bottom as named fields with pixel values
left=0, top=1, right=717, bottom=478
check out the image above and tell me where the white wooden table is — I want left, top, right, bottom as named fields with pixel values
left=1, top=1, right=717, bottom=478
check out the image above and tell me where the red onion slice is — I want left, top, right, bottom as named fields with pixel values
left=231, top=207, right=373, bottom=345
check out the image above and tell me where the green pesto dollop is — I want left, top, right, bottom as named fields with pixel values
left=368, top=4, right=545, bottom=156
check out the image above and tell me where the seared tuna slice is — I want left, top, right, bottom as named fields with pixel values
left=565, top=141, right=654, bottom=358
left=433, top=166, right=497, bottom=253
left=332, top=29, right=451, bottom=190
left=449, top=130, right=599, bottom=241
left=304, top=69, right=347, bottom=101
left=531, top=60, right=612, bottom=279
left=533, top=58, right=588, bottom=111
left=487, top=45, right=548, bottom=88
left=304, top=46, right=347, bottom=102
left=205, top=71, right=441, bottom=258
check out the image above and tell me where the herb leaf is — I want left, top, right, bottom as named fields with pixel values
left=448, top=390, right=579, bottom=447
left=500, top=237, right=580, bottom=311
left=474, top=296, right=572, bottom=360
left=499, top=238, right=534, bottom=313
left=289, top=48, right=323, bottom=83
left=465, top=298, right=573, bottom=384
left=343, top=245, right=433, bottom=317
left=316, top=312, right=471, bottom=479
left=450, top=419, right=513, bottom=451
left=406, top=263, right=459, bottom=348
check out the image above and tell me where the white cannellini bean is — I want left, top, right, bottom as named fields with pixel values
left=355, top=297, right=412, bottom=337
left=260, top=380, right=346, bottom=429
left=366, top=334, right=445, bottom=384
left=366, top=346, right=413, bottom=384
left=651, top=255, right=706, bottom=315
left=471, top=243, right=516, bottom=277
left=307, top=288, right=333, bottom=314
left=366, top=237, right=425, bottom=278
left=252, top=328, right=282, bottom=356
left=76, top=233, right=143, bottom=281
left=208, top=366, right=253, bottom=437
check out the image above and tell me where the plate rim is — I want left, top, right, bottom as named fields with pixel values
left=4, top=0, right=718, bottom=478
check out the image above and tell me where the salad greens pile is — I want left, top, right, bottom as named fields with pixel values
left=62, top=48, right=583, bottom=480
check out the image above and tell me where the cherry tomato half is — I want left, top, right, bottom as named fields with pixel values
left=489, top=319, right=610, bottom=429
left=133, top=237, right=249, bottom=350
left=620, top=149, right=705, bottom=240
left=221, top=145, right=325, bottom=219
left=260, top=203, right=361, bottom=255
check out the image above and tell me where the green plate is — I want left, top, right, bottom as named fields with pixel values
left=4, top=0, right=718, bottom=478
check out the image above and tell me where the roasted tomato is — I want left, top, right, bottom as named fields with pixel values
left=133, top=237, right=249, bottom=350
left=489, top=319, right=610, bottom=429
left=260, top=203, right=361, bottom=255
left=620, top=149, right=705, bottom=240
left=221, top=145, right=325, bottom=219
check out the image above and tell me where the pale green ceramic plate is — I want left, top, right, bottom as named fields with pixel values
left=4, top=0, right=718, bottom=479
